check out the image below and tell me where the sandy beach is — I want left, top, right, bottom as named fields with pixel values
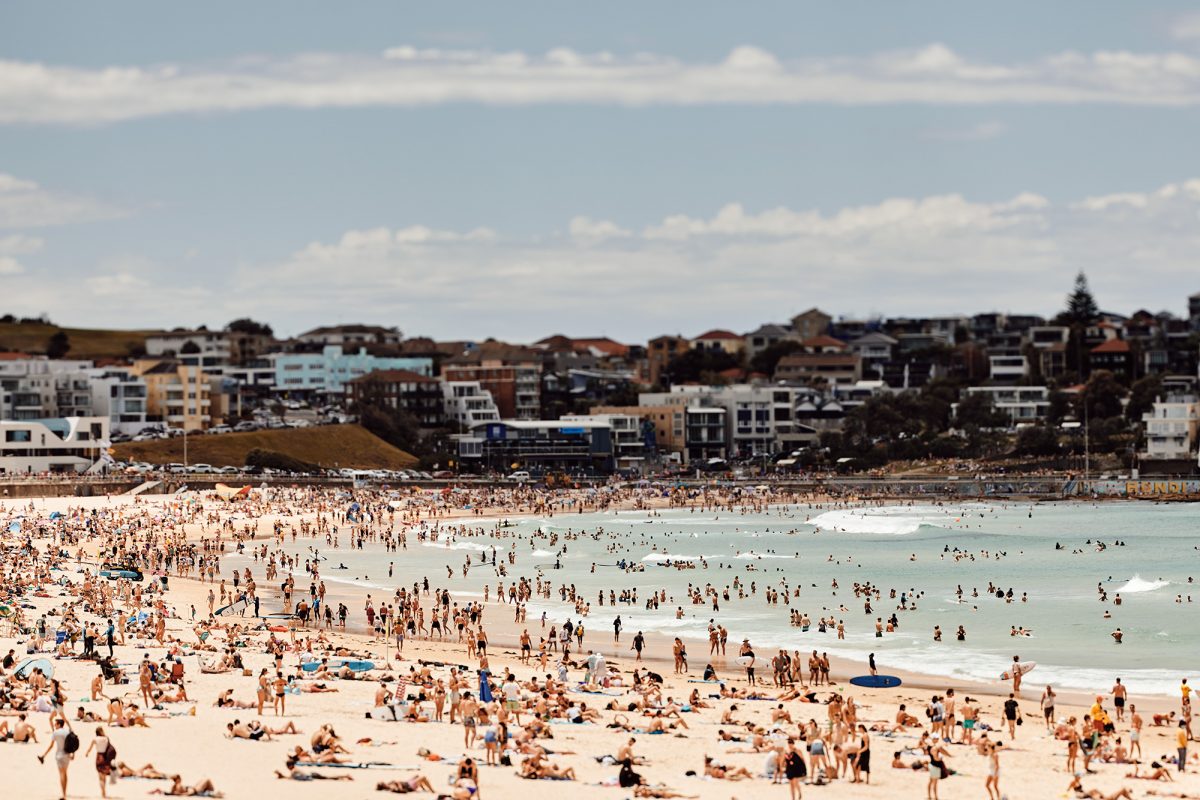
left=2, top=487, right=1198, bottom=800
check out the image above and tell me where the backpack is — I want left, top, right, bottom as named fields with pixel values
left=64, top=731, right=80, bottom=754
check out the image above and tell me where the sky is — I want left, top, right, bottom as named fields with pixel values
left=4, top=1, right=1200, bottom=342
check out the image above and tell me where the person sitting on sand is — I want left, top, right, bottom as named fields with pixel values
left=520, top=753, right=577, bottom=780
left=149, top=774, right=223, bottom=797
left=311, top=724, right=351, bottom=754
left=0, top=709, right=36, bottom=742
left=375, top=774, right=436, bottom=792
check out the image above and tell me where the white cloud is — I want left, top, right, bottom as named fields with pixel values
left=0, top=172, right=125, bottom=228
left=1170, top=12, right=1200, bottom=42
left=192, top=177, right=1200, bottom=339
left=0, top=232, right=44, bottom=274
left=6, top=43, right=1200, bottom=125
left=568, top=216, right=630, bottom=241
left=921, top=120, right=1008, bottom=141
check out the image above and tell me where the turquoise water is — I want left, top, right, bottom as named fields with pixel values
left=263, top=501, right=1200, bottom=696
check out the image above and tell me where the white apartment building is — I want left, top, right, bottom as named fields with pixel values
left=962, top=386, right=1051, bottom=425
left=442, top=381, right=501, bottom=428
left=1142, top=395, right=1200, bottom=460
left=640, top=384, right=798, bottom=457
left=0, top=357, right=101, bottom=420
left=988, top=354, right=1030, bottom=384
left=145, top=330, right=232, bottom=370
left=0, top=416, right=110, bottom=474
left=86, top=367, right=149, bottom=433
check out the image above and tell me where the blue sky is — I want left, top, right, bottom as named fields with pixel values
left=3, top=2, right=1200, bottom=340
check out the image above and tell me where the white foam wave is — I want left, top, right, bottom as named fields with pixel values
left=1115, top=575, right=1169, bottom=593
left=421, top=540, right=491, bottom=552
left=808, top=508, right=946, bottom=535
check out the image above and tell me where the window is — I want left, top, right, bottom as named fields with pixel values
left=5, top=430, right=31, bottom=443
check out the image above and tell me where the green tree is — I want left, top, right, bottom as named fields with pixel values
left=226, top=318, right=274, bottom=337
left=1014, top=425, right=1060, bottom=456
left=1080, top=370, right=1126, bottom=421
left=1061, top=271, right=1099, bottom=326
left=750, top=340, right=803, bottom=376
left=663, top=349, right=739, bottom=385
left=45, top=330, right=70, bottom=359
left=1125, top=374, right=1162, bottom=422
left=954, top=393, right=1008, bottom=429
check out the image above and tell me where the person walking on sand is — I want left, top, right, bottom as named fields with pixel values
left=984, top=740, right=1002, bottom=800
left=38, top=716, right=74, bottom=800
left=1003, top=693, right=1021, bottom=740
left=1112, top=678, right=1127, bottom=722
left=85, top=725, right=115, bottom=798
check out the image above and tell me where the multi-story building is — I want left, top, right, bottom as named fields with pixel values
left=1190, top=292, right=1200, bottom=333
left=145, top=330, right=232, bottom=370
left=344, top=369, right=444, bottom=427
left=272, top=346, right=433, bottom=398
left=774, top=352, right=862, bottom=386
left=1142, top=395, right=1200, bottom=461
left=646, top=335, right=690, bottom=386
left=743, top=324, right=794, bottom=360
left=962, top=386, right=1051, bottom=425
left=988, top=354, right=1029, bottom=384
left=0, top=416, right=110, bottom=474
left=441, top=344, right=540, bottom=420
left=691, top=329, right=745, bottom=356
left=1089, top=338, right=1133, bottom=380
left=849, top=332, right=897, bottom=379
left=0, top=356, right=96, bottom=420
left=131, top=360, right=220, bottom=431
left=87, top=367, right=149, bottom=433
left=442, top=381, right=501, bottom=429
left=791, top=308, right=832, bottom=341
left=296, top=324, right=402, bottom=348
left=590, top=403, right=686, bottom=458
left=455, top=419, right=615, bottom=474
left=561, top=413, right=646, bottom=468
left=685, top=407, right=727, bottom=464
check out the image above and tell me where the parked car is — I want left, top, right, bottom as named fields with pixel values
left=233, top=421, right=259, bottom=432
left=208, top=425, right=233, bottom=435
left=189, top=463, right=215, bottom=473
left=507, top=470, right=531, bottom=482
left=166, top=463, right=187, bottom=474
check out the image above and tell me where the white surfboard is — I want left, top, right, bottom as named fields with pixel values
left=1000, top=661, right=1036, bottom=681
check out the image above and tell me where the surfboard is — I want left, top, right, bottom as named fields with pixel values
left=735, top=655, right=755, bottom=667
left=849, top=674, right=902, bottom=688
left=1000, top=661, right=1037, bottom=681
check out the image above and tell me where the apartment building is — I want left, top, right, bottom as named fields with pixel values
left=344, top=369, right=444, bottom=427
left=296, top=324, right=402, bottom=348
left=442, top=381, right=501, bottom=428
left=0, top=416, right=110, bottom=474
left=1142, top=395, right=1200, bottom=461
left=131, top=360, right=221, bottom=431
left=145, top=330, right=232, bottom=370
left=272, top=346, right=433, bottom=397
left=962, top=386, right=1052, bottom=425
left=442, top=344, right=540, bottom=420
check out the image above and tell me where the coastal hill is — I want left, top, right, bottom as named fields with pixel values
left=112, top=424, right=418, bottom=470
left=0, top=320, right=154, bottom=360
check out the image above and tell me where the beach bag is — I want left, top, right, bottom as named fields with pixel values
left=64, top=731, right=80, bottom=753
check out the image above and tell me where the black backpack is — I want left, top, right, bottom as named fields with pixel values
left=64, top=731, right=80, bottom=754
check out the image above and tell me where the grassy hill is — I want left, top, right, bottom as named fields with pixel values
left=0, top=322, right=155, bottom=360
left=112, top=424, right=418, bottom=470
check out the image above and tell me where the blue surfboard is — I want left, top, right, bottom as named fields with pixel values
left=849, top=674, right=902, bottom=688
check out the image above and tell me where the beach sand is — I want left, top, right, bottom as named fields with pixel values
left=2, top=490, right=1198, bottom=800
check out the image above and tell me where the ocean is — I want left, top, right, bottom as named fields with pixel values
left=264, top=500, right=1200, bottom=696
